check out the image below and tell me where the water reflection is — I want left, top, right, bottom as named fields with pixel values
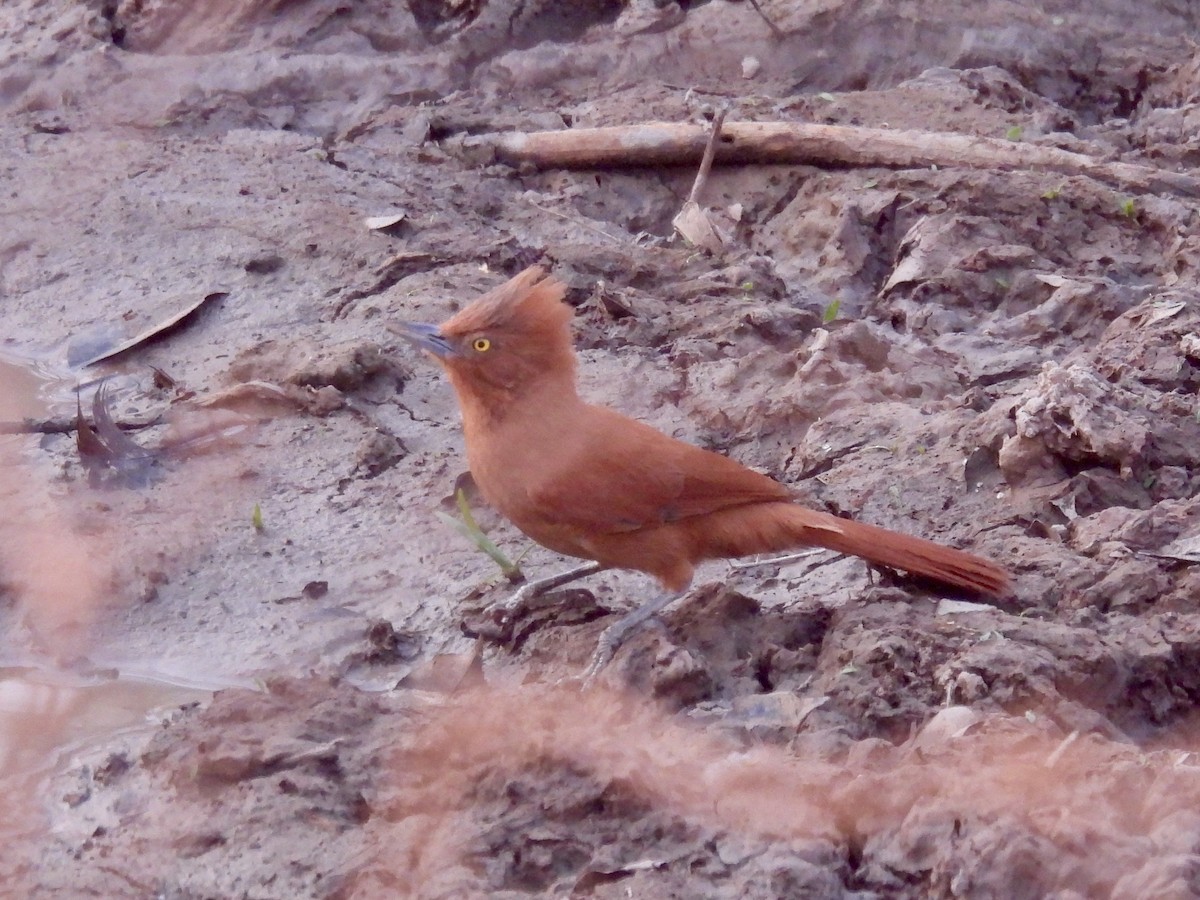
left=0, top=666, right=214, bottom=843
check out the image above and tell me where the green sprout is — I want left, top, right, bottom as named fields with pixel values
left=251, top=503, right=264, bottom=533
left=436, top=489, right=524, bottom=582
left=1119, top=197, right=1138, bottom=219
left=822, top=298, right=841, bottom=324
left=1041, top=183, right=1064, bottom=200
left=1005, top=125, right=1023, bottom=141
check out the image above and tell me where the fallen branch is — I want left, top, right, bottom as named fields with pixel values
left=459, top=121, right=1200, bottom=198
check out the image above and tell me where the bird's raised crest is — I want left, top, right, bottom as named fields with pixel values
left=440, top=266, right=571, bottom=344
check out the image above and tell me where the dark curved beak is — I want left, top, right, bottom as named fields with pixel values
left=389, top=322, right=455, bottom=358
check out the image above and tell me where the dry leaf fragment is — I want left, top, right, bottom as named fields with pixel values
left=75, top=393, right=111, bottom=465
left=149, top=366, right=178, bottom=390
left=936, top=598, right=998, bottom=616
left=1137, top=299, right=1187, bottom=327
left=364, top=212, right=408, bottom=231
left=1139, top=533, right=1200, bottom=564
left=673, top=201, right=727, bottom=253
left=76, top=383, right=160, bottom=485
left=90, top=383, right=152, bottom=460
left=187, top=381, right=298, bottom=412
left=78, top=292, right=227, bottom=368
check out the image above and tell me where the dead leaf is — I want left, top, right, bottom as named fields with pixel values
left=149, top=366, right=178, bottom=390
left=78, top=292, right=227, bottom=368
left=917, top=705, right=983, bottom=745
left=76, top=383, right=160, bottom=484
left=597, top=285, right=636, bottom=319
left=77, top=383, right=153, bottom=465
left=75, top=393, right=111, bottom=465
left=962, top=445, right=1000, bottom=491
left=1139, top=532, right=1200, bottom=564
left=673, top=200, right=726, bottom=254
left=729, top=691, right=828, bottom=730
left=91, top=383, right=152, bottom=460
left=398, top=647, right=483, bottom=694
left=573, top=857, right=671, bottom=892
left=1137, top=299, right=1187, bottom=327
left=364, top=212, right=408, bottom=231
left=187, top=381, right=299, bottom=412
left=1050, top=492, right=1080, bottom=522
left=936, top=598, right=998, bottom=616
left=884, top=215, right=968, bottom=292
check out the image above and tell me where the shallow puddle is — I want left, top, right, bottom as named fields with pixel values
left=0, top=666, right=217, bottom=843
left=0, top=352, right=225, bottom=840
left=0, top=666, right=213, bottom=776
left=0, top=349, right=78, bottom=424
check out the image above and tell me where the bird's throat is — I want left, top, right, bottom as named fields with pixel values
left=449, top=368, right=577, bottom=432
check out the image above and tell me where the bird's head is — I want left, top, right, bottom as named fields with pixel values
left=394, top=266, right=578, bottom=413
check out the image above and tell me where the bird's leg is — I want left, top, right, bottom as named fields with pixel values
left=582, top=589, right=685, bottom=683
left=492, top=560, right=606, bottom=623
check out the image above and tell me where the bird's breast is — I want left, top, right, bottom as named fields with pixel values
left=463, top=412, right=596, bottom=559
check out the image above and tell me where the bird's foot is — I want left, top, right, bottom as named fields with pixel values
left=491, top=561, right=604, bottom=629
left=579, top=629, right=621, bottom=686
left=579, top=590, right=683, bottom=686
left=461, top=561, right=607, bottom=647
left=488, top=577, right=545, bottom=627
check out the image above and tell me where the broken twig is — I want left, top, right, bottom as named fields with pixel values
left=523, top=197, right=627, bottom=245
left=673, top=107, right=730, bottom=252
left=745, top=0, right=784, bottom=39
left=687, top=107, right=728, bottom=204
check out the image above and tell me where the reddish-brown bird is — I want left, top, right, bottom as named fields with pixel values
left=399, top=267, right=1009, bottom=672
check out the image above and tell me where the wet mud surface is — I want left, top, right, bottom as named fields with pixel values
left=3, top=0, right=1200, bottom=896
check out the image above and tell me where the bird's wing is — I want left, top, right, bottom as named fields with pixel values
left=524, top=409, right=792, bottom=535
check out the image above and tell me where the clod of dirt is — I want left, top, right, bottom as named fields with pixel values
left=228, top=339, right=397, bottom=392
left=243, top=253, right=285, bottom=275
left=1006, top=362, right=1150, bottom=476
left=462, top=586, right=610, bottom=652
left=288, top=342, right=394, bottom=393
left=354, top=430, right=407, bottom=477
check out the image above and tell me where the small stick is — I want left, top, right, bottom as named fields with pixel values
left=728, top=549, right=826, bottom=571
left=744, top=0, right=784, bottom=39
left=687, top=106, right=729, bottom=204
left=1045, top=730, right=1080, bottom=768
left=523, top=197, right=626, bottom=245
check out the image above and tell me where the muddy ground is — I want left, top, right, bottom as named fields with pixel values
left=3, top=0, right=1200, bottom=896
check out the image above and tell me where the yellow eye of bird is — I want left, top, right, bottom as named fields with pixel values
left=472, top=337, right=491, bottom=352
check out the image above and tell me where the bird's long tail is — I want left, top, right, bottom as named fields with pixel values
left=802, top=510, right=1009, bottom=595
left=701, top=502, right=1010, bottom=596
